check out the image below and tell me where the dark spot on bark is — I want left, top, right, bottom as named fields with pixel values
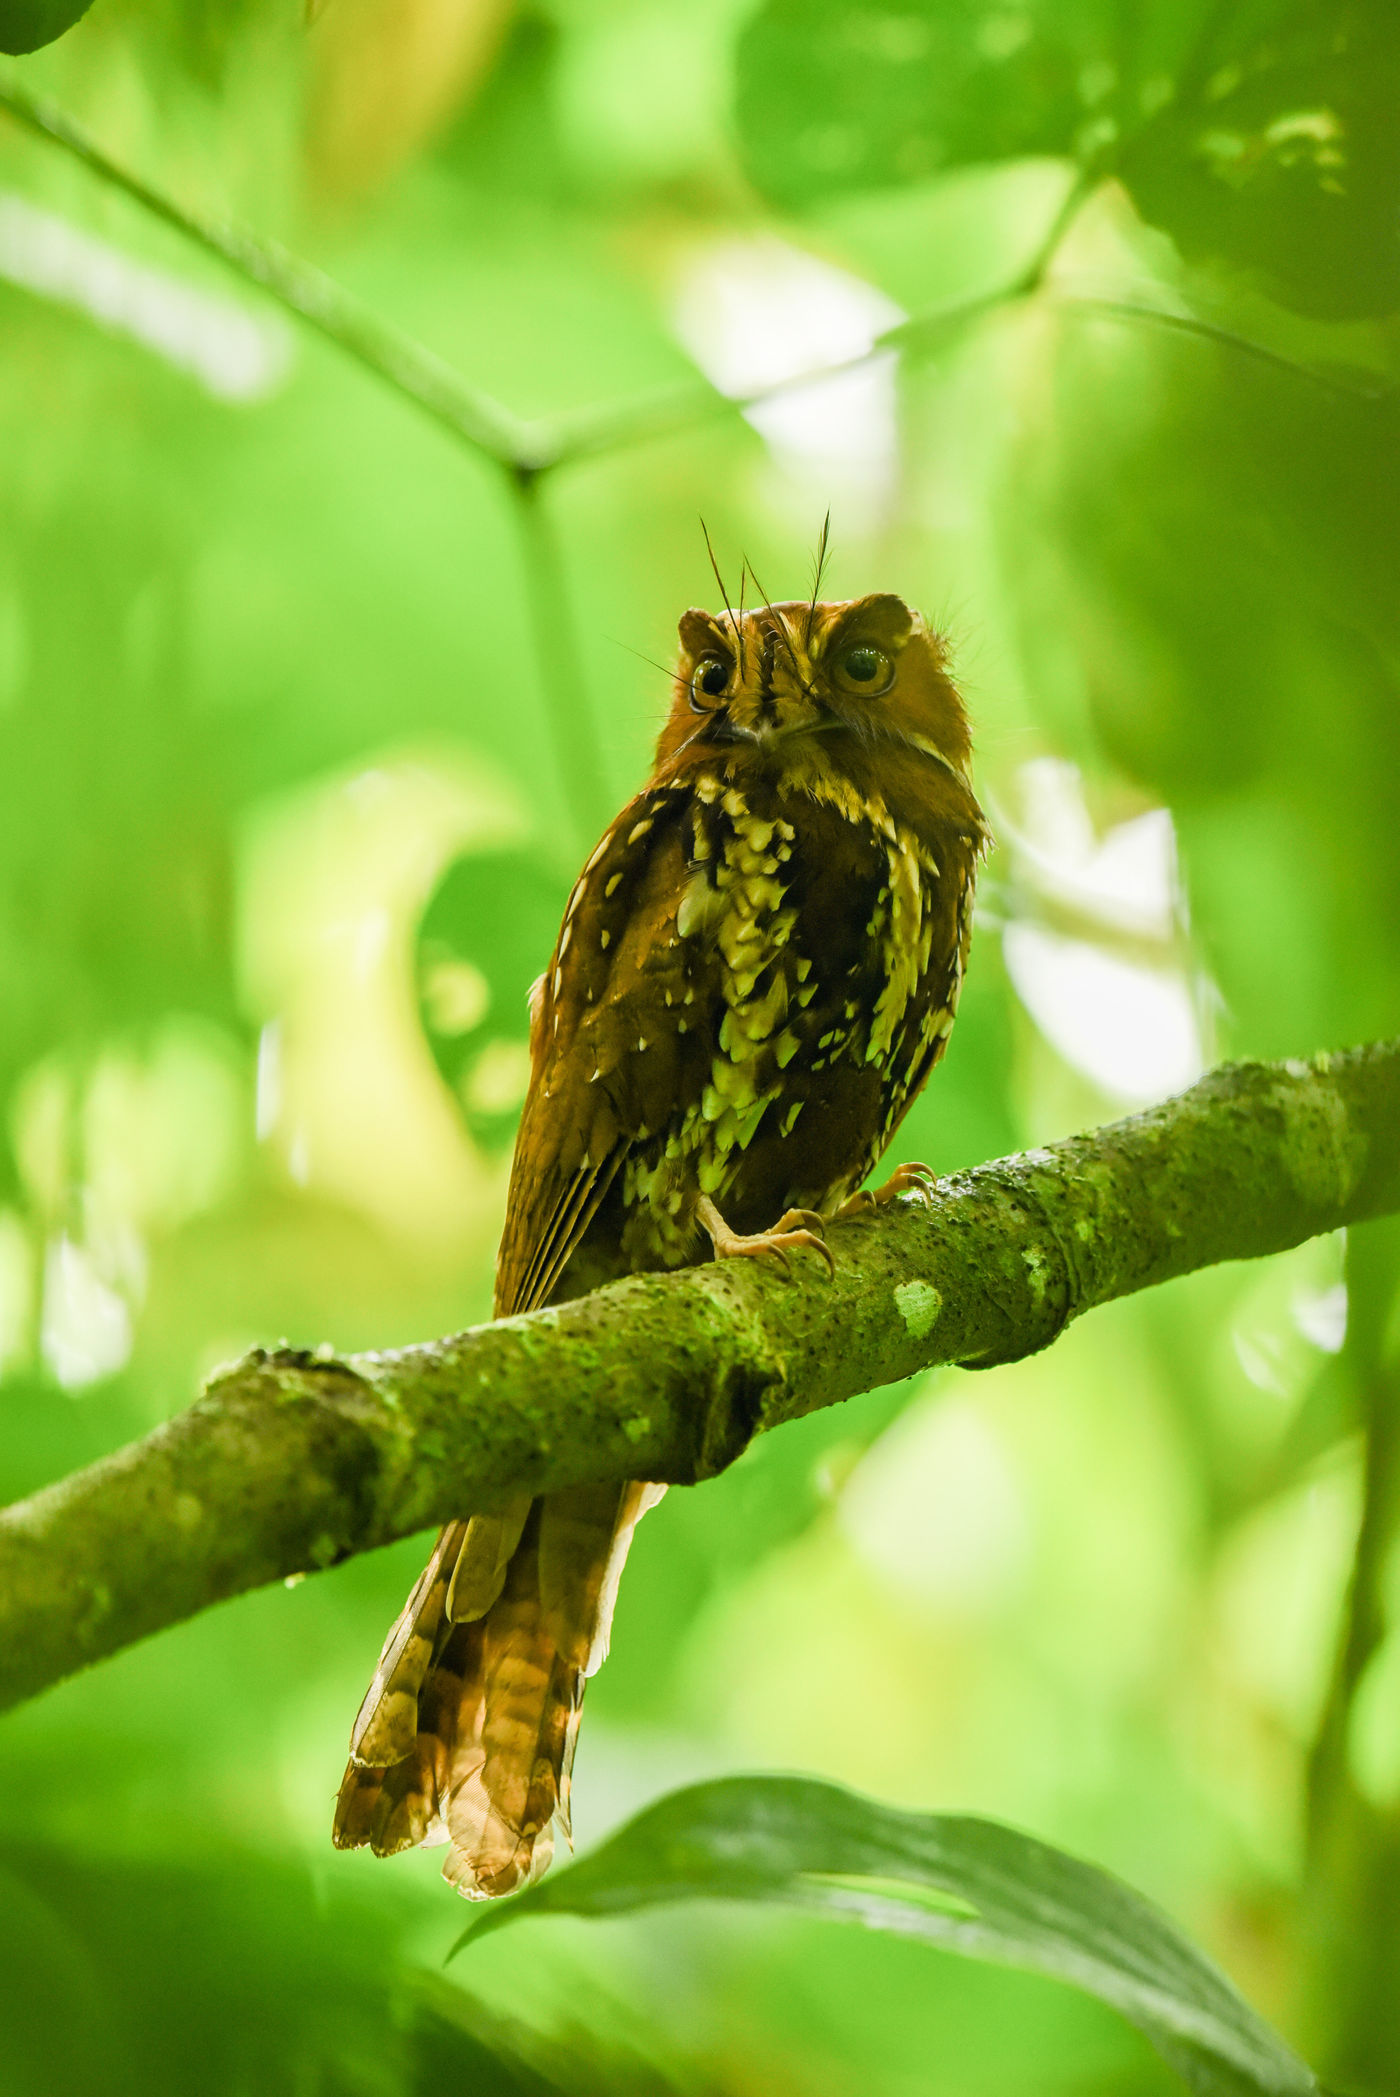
left=695, top=1354, right=775, bottom=1477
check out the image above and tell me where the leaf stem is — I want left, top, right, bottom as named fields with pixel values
left=509, top=471, right=610, bottom=848
left=0, top=74, right=537, bottom=468
left=1055, top=295, right=1393, bottom=401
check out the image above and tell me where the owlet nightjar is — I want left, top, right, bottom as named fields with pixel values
left=333, top=574, right=987, bottom=1898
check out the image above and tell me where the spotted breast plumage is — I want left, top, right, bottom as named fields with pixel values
left=333, top=579, right=988, bottom=1898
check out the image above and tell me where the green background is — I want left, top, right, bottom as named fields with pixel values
left=1, top=0, right=1398, bottom=2087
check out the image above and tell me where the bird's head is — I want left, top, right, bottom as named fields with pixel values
left=654, top=593, right=972, bottom=799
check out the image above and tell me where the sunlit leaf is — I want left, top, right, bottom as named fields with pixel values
left=736, top=0, right=1400, bottom=315
left=417, top=848, right=568, bottom=1151
left=736, top=0, right=1102, bottom=208
left=457, top=1776, right=1318, bottom=2097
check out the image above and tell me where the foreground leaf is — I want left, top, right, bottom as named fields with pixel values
left=736, top=0, right=1400, bottom=317
left=0, top=1, right=95, bottom=54
left=455, top=1776, right=1317, bottom=2097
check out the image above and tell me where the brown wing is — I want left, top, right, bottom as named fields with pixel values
left=869, top=845, right=978, bottom=1164
left=494, top=780, right=715, bottom=1315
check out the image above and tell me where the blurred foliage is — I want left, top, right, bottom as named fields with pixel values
left=0, top=0, right=1398, bottom=2091
left=0, top=1837, right=708, bottom=2095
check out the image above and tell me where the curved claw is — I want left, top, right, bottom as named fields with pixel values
left=831, top=1161, right=939, bottom=1224
left=886, top=1161, right=938, bottom=1203
left=696, top=1196, right=837, bottom=1281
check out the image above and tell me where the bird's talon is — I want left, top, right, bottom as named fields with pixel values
left=836, top=1190, right=877, bottom=1219
left=831, top=1161, right=939, bottom=1224
left=696, top=1196, right=837, bottom=1280
left=809, top=1234, right=838, bottom=1280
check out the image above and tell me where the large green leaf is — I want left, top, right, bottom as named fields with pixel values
left=456, top=1776, right=1317, bottom=2097
left=993, top=295, right=1400, bottom=1052
left=1121, top=2, right=1400, bottom=321
left=0, top=0, right=96, bottom=54
left=417, top=848, right=569, bottom=1154
left=735, top=0, right=1400, bottom=317
left=736, top=0, right=1115, bottom=207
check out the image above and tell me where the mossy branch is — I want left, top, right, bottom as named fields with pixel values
left=1, top=1041, right=1397, bottom=1715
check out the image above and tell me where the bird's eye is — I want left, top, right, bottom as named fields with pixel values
left=835, top=644, right=893, bottom=694
left=690, top=655, right=731, bottom=708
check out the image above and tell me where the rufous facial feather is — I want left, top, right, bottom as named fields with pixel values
left=656, top=594, right=972, bottom=799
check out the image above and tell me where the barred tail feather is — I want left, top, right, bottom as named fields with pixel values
left=334, top=1618, right=485, bottom=1854
left=332, top=1481, right=663, bottom=1898
left=345, top=1519, right=467, bottom=1768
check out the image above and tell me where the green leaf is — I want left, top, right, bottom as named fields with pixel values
left=454, top=1776, right=1318, bottom=2097
left=417, top=849, right=568, bottom=1151
left=991, top=297, right=1400, bottom=1048
left=0, top=0, right=96, bottom=55
left=735, top=0, right=1400, bottom=316
left=735, top=0, right=1105, bottom=209
left=1121, top=2, right=1400, bottom=320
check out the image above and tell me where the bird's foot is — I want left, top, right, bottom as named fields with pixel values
left=696, top=1195, right=836, bottom=1281
left=830, top=1160, right=938, bottom=1224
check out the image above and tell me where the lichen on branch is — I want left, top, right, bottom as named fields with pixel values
left=1, top=1041, right=1397, bottom=1716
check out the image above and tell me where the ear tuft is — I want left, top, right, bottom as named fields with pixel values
left=833, top=593, right=915, bottom=649
left=677, top=608, right=730, bottom=658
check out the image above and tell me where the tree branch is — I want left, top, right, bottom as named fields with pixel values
left=2, top=1041, right=1397, bottom=1715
